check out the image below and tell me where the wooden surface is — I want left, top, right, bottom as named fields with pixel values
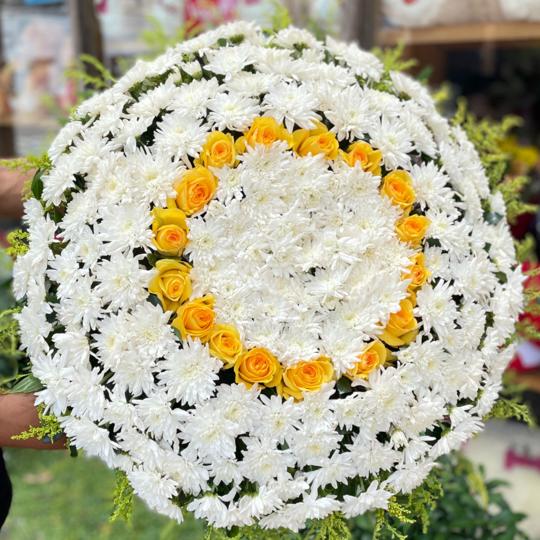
left=378, top=21, right=540, bottom=46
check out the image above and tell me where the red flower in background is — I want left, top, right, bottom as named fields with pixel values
left=509, top=261, right=540, bottom=373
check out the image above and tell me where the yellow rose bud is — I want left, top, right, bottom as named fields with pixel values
left=280, top=356, right=334, bottom=401
left=345, top=340, right=388, bottom=380
left=152, top=208, right=189, bottom=256
left=172, top=295, right=215, bottom=341
left=198, top=131, right=235, bottom=168
left=243, top=117, right=292, bottom=149
left=342, top=141, right=382, bottom=175
left=297, top=129, right=339, bottom=160
left=293, top=122, right=339, bottom=160
left=148, top=259, right=192, bottom=312
left=396, top=215, right=430, bottom=247
left=381, top=170, right=416, bottom=212
left=403, top=253, right=430, bottom=291
left=174, top=166, right=217, bottom=215
left=380, top=297, right=418, bottom=347
left=234, top=347, right=282, bottom=388
left=208, top=324, right=243, bottom=368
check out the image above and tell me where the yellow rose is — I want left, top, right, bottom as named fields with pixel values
left=403, top=253, right=430, bottom=291
left=174, top=166, right=217, bottom=215
left=380, top=297, right=418, bottom=347
left=280, top=356, right=334, bottom=400
left=152, top=208, right=189, bottom=256
left=381, top=170, right=416, bottom=212
left=198, top=131, right=235, bottom=168
left=208, top=324, right=243, bottom=368
left=396, top=215, right=431, bottom=247
left=148, top=259, right=192, bottom=312
left=341, top=141, right=382, bottom=175
left=236, top=117, right=292, bottom=152
left=345, top=340, right=388, bottom=380
left=294, top=123, right=339, bottom=160
left=234, top=347, right=282, bottom=388
left=172, top=295, right=215, bottom=341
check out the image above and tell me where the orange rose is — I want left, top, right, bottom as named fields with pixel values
left=174, top=166, right=217, bottom=215
left=172, top=295, right=215, bottom=341
left=379, top=297, right=418, bottom=347
left=294, top=123, right=339, bottom=160
left=236, top=117, right=292, bottom=153
left=198, top=131, right=235, bottom=168
left=152, top=208, right=189, bottom=256
left=280, top=356, right=334, bottom=400
left=341, top=141, right=382, bottom=175
left=234, top=347, right=282, bottom=388
left=403, top=253, right=430, bottom=291
left=208, top=324, right=243, bottom=368
left=396, top=215, right=430, bottom=247
left=345, top=340, right=388, bottom=380
left=381, top=170, right=416, bottom=212
left=148, top=259, right=192, bottom=311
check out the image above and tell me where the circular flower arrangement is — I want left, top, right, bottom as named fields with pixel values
left=13, top=22, right=524, bottom=531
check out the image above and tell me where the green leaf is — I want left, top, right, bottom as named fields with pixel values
left=9, top=374, right=43, bottom=394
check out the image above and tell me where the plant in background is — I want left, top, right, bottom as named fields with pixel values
left=350, top=452, right=529, bottom=540
left=0, top=13, right=537, bottom=540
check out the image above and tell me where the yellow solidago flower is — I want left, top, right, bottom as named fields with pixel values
left=234, top=347, right=282, bottom=388
left=174, top=166, right=217, bottom=216
left=341, top=141, right=382, bottom=175
left=396, top=214, right=431, bottom=247
left=197, top=131, right=235, bottom=168
left=208, top=324, right=243, bottom=368
left=345, top=339, right=388, bottom=380
left=172, top=295, right=215, bottom=342
left=379, top=297, right=418, bottom=347
left=381, top=170, right=416, bottom=213
left=280, top=356, right=334, bottom=401
left=148, top=259, right=192, bottom=312
left=152, top=207, right=189, bottom=256
left=293, top=122, right=339, bottom=160
left=236, top=117, right=292, bottom=153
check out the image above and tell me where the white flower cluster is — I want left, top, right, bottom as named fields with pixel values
left=13, top=22, right=523, bottom=531
left=190, top=142, right=412, bottom=370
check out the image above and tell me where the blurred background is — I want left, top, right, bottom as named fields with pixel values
left=0, top=0, right=539, bottom=538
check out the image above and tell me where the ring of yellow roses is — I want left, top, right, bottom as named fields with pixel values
left=147, top=117, right=432, bottom=400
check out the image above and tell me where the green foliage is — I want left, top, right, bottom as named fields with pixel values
left=110, top=470, right=135, bottom=523
left=0, top=307, right=23, bottom=388
left=369, top=44, right=418, bottom=94
left=267, top=0, right=292, bottom=32
left=308, top=513, right=352, bottom=540
left=204, top=513, right=351, bottom=540
left=11, top=404, right=63, bottom=444
left=497, top=175, right=537, bottom=224
left=6, top=229, right=29, bottom=258
left=452, top=100, right=537, bottom=225
left=485, top=398, right=535, bottom=427
left=368, top=470, right=442, bottom=540
left=452, top=100, right=520, bottom=188
left=0, top=153, right=52, bottom=173
left=515, top=234, right=536, bottom=263
left=65, top=53, right=115, bottom=91
left=204, top=524, right=297, bottom=540
left=351, top=453, right=529, bottom=540
left=141, top=16, right=200, bottom=58
left=372, top=43, right=418, bottom=75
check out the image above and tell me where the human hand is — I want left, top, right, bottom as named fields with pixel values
left=0, top=393, right=65, bottom=449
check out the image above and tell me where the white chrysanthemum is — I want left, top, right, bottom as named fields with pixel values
left=158, top=339, right=221, bottom=405
left=262, top=82, right=321, bottom=130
